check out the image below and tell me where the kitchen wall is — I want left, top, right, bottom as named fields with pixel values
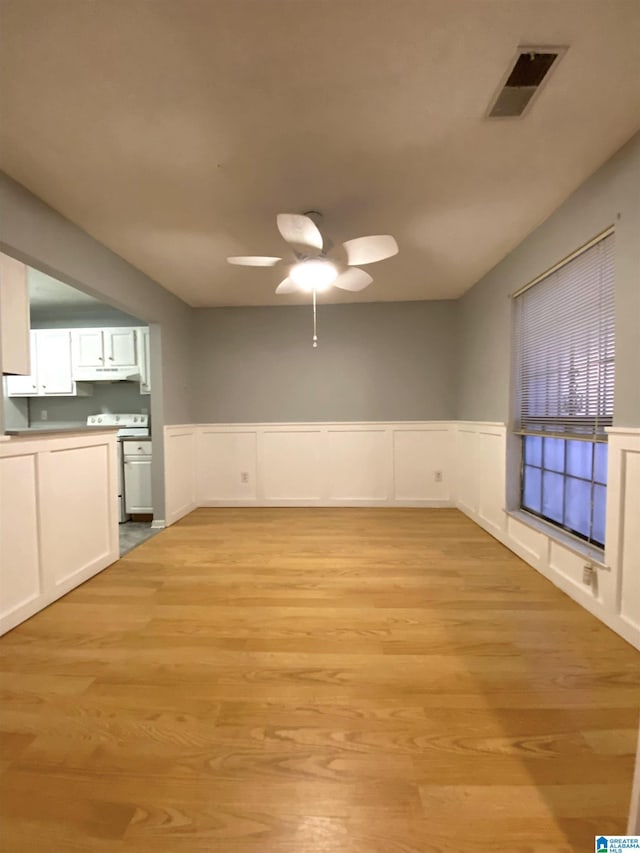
left=28, top=382, right=148, bottom=428
left=456, top=131, right=640, bottom=427
left=191, top=300, right=457, bottom=423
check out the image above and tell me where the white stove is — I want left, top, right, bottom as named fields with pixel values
left=87, top=413, right=149, bottom=438
left=87, top=414, right=150, bottom=522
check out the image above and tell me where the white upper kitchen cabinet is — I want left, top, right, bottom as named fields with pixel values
left=71, top=328, right=138, bottom=380
left=6, top=330, right=92, bottom=397
left=108, top=328, right=137, bottom=369
left=72, top=329, right=103, bottom=370
left=0, top=253, right=30, bottom=376
left=37, top=330, right=74, bottom=395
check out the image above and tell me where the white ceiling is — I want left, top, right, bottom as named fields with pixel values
left=1, top=0, right=639, bottom=307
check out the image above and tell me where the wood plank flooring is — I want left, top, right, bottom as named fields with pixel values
left=0, top=507, right=638, bottom=853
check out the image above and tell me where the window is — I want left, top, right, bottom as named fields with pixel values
left=512, top=231, right=615, bottom=548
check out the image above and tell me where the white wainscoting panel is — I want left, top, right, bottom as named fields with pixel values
left=393, top=428, right=451, bottom=501
left=166, top=422, right=455, bottom=510
left=327, top=428, right=388, bottom=502
left=454, top=423, right=505, bottom=527
left=0, top=430, right=119, bottom=636
left=454, top=427, right=480, bottom=517
left=548, top=540, right=599, bottom=599
left=477, top=428, right=506, bottom=534
left=261, top=429, right=323, bottom=501
left=607, top=430, right=640, bottom=639
left=198, top=429, right=257, bottom=502
left=164, top=427, right=197, bottom=525
left=506, top=516, right=547, bottom=565
left=0, top=453, right=40, bottom=619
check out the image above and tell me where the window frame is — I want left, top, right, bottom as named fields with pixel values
left=511, top=228, right=615, bottom=552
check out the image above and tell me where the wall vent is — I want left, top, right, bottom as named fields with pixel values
left=487, top=47, right=565, bottom=118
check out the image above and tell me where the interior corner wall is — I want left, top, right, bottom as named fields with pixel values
left=0, top=171, right=196, bottom=521
left=190, top=300, right=457, bottom=424
left=455, top=132, right=640, bottom=427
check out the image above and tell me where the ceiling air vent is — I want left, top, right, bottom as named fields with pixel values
left=487, top=47, right=565, bottom=118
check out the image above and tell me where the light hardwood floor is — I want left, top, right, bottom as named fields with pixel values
left=0, top=508, right=638, bottom=853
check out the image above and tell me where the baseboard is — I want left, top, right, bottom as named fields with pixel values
left=166, top=502, right=197, bottom=526
left=197, top=499, right=455, bottom=508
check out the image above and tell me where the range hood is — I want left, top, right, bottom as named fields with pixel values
left=87, top=370, right=142, bottom=383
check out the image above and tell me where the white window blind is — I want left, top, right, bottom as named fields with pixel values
left=513, top=232, right=615, bottom=441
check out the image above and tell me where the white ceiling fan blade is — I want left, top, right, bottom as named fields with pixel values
left=275, top=277, right=298, bottom=294
left=227, top=256, right=281, bottom=267
left=333, top=267, right=373, bottom=292
left=342, top=235, right=398, bottom=266
left=277, top=214, right=323, bottom=252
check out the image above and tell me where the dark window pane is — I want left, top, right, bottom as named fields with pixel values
left=594, top=443, right=608, bottom=485
left=544, top=437, right=565, bottom=473
left=524, top=435, right=542, bottom=467
left=542, top=471, right=564, bottom=523
left=522, top=465, right=542, bottom=513
left=564, top=477, right=591, bottom=539
left=566, top=440, right=593, bottom=480
left=592, top=484, right=607, bottom=546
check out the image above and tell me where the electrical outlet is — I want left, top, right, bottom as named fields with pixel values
left=40, top=410, right=48, bottom=421
left=240, top=471, right=249, bottom=484
left=434, top=470, right=443, bottom=482
left=583, top=564, right=595, bottom=586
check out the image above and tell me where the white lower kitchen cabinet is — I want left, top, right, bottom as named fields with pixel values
left=123, top=440, right=153, bottom=513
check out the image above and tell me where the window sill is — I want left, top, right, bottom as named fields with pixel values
left=505, top=509, right=609, bottom=570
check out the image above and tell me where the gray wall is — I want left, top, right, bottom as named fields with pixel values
left=457, top=132, right=640, bottom=426
left=192, top=301, right=457, bottom=423
left=0, top=172, right=195, bottom=521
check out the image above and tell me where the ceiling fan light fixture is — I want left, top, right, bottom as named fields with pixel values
left=290, top=259, right=338, bottom=292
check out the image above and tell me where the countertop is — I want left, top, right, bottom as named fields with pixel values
left=5, top=426, right=121, bottom=437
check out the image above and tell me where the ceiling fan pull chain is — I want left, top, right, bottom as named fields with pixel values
left=312, top=288, right=318, bottom=348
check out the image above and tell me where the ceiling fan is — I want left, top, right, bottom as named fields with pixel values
left=227, top=212, right=398, bottom=347
left=228, top=212, right=398, bottom=293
